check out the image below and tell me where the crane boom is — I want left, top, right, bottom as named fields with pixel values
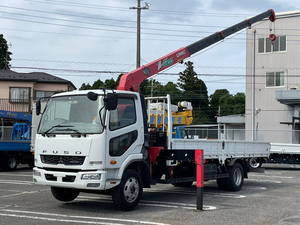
left=117, top=9, right=275, bottom=92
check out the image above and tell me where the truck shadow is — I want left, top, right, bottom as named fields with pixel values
left=58, top=179, right=288, bottom=213
left=0, top=167, right=32, bottom=172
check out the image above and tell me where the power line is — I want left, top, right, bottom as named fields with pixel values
left=16, top=58, right=300, bottom=71
left=4, top=8, right=300, bottom=36
left=3, top=5, right=300, bottom=32
left=23, top=0, right=251, bottom=17
left=1, top=10, right=226, bottom=35
left=12, top=58, right=135, bottom=66
left=11, top=66, right=300, bottom=78
left=0, top=16, right=244, bottom=38
left=24, top=0, right=135, bottom=12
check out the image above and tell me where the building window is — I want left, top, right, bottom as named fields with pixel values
left=258, top=35, right=286, bottom=53
left=35, top=90, right=56, bottom=99
left=9, top=87, right=30, bottom=103
left=266, top=72, right=284, bottom=87
left=279, top=35, right=286, bottom=51
left=258, top=38, right=264, bottom=53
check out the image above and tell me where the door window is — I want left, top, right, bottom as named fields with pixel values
left=109, top=98, right=136, bottom=130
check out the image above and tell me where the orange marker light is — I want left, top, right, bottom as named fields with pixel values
left=110, top=160, right=117, bottom=165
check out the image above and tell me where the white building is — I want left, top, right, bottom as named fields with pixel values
left=246, top=11, right=300, bottom=144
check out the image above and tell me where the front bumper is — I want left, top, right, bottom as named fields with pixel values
left=33, top=167, right=107, bottom=190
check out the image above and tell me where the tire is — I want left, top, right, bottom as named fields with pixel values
left=216, top=178, right=228, bottom=190
left=172, top=181, right=193, bottom=187
left=4, top=155, right=18, bottom=170
left=248, top=158, right=262, bottom=169
left=227, top=163, right=244, bottom=191
left=51, top=187, right=79, bottom=202
left=112, top=169, right=143, bottom=211
left=217, top=163, right=244, bottom=191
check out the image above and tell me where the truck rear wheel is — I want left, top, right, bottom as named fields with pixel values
left=112, top=169, right=143, bottom=211
left=1, top=155, right=18, bottom=170
left=51, top=187, right=79, bottom=202
left=216, top=177, right=228, bottom=190
left=217, top=162, right=244, bottom=191
left=248, top=158, right=262, bottom=169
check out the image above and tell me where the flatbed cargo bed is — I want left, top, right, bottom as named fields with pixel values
left=171, top=139, right=270, bottom=162
left=0, top=141, right=31, bottom=152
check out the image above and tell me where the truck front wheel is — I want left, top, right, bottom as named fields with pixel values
left=112, top=169, right=143, bottom=210
left=51, top=187, right=79, bottom=202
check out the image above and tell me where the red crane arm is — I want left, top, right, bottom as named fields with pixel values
left=117, top=9, right=276, bottom=92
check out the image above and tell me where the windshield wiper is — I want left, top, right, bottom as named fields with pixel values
left=56, top=127, right=82, bottom=135
left=42, top=124, right=74, bottom=135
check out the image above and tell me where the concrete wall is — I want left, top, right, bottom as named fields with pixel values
left=246, top=13, right=300, bottom=143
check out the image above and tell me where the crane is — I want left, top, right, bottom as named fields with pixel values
left=117, top=9, right=275, bottom=92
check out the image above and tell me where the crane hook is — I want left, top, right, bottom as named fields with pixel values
left=269, top=33, right=277, bottom=41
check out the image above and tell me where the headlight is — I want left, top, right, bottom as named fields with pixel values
left=81, top=173, right=101, bottom=180
left=33, top=169, right=41, bottom=177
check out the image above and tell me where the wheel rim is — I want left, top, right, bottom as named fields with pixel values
left=233, top=168, right=242, bottom=186
left=8, top=157, right=17, bottom=169
left=249, top=158, right=260, bottom=168
left=123, top=177, right=139, bottom=203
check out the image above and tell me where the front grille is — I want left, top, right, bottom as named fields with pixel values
left=41, top=155, right=85, bottom=165
left=62, top=175, right=76, bottom=182
left=45, top=174, right=57, bottom=181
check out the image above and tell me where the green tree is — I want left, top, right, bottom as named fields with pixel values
left=104, top=78, right=117, bottom=89
left=140, top=79, right=163, bottom=96
left=79, top=83, right=92, bottom=90
left=91, top=79, right=105, bottom=89
left=79, top=78, right=118, bottom=90
left=161, top=82, right=182, bottom=103
left=218, top=92, right=245, bottom=116
left=210, top=89, right=230, bottom=120
left=177, top=61, right=210, bottom=124
left=0, top=34, right=12, bottom=70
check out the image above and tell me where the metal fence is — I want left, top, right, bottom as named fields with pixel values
left=0, top=99, right=31, bottom=113
left=177, top=127, right=300, bottom=144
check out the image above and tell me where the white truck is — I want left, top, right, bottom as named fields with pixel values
left=33, top=9, right=276, bottom=210
left=269, top=143, right=300, bottom=164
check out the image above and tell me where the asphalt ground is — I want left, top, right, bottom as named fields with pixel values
left=0, top=164, right=299, bottom=225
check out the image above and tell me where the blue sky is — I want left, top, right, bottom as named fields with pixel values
left=0, top=0, right=299, bottom=94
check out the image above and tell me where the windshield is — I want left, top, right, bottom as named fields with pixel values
left=38, top=95, right=104, bottom=134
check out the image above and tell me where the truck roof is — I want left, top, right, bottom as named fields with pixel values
left=52, top=89, right=138, bottom=98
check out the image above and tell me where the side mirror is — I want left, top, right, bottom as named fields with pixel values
left=87, top=92, right=98, bottom=101
left=104, top=93, right=118, bottom=111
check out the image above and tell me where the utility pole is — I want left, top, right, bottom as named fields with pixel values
left=130, top=0, right=149, bottom=69
left=252, top=29, right=256, bottom=141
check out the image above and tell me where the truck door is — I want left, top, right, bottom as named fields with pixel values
left=106, top=95, right=142, bottom=170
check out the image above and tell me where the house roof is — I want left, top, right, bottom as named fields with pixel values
left=0, top=70, right=76, bottom=89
